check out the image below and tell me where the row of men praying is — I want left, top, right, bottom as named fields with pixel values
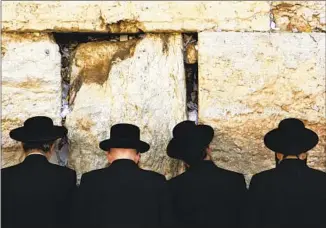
left=2, top=116, right=326, bottom=228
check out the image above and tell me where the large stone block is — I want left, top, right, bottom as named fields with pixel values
left=2, top=1, right=270, bottom=32
left=272, top=1, right=326, bottom=32
left=1, top=32, right=62, bottom=167
left=198, top=32, right=326, bottom=180
left=65, top=34, right=186, bottom=180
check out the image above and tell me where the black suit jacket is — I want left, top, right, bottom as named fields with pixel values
left=72, top=159, right=175, bottom=228
left=1, top=154, right=77, bottom=228
left=168, top=160, right=247, bottom=228
left=247, top=159, right=326, bottom=228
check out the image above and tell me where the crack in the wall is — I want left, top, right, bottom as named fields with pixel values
left=269, top=1, right=276, bottom=32
left=309, top=34, right=318, bottom=44
left=183, top=33, right=199, bottom=123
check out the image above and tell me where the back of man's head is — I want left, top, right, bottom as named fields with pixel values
left=107, top=148, right=140, bottom=164
left=22, top=141, right=55, bottom=154
left=183, top=145, right=209, bottom=167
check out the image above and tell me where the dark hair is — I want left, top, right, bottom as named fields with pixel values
left=22, top=141, right=55, bottom=153
left=183, top=146, right=207, bottom=166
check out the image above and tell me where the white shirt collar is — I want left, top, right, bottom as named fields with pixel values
left=26, top=152, right=46, bottom=157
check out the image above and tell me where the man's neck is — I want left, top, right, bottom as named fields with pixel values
left=284, top=155, right=298, bottom=160
left=26, top=150, right=48, bottom=159
left=204, top=154, right=212, bottom=161
left=110, top=157, right=137, bottom=164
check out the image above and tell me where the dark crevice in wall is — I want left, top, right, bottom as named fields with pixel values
left=183, top=33, right=198, bottom=123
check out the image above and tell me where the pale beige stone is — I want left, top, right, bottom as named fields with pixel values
left=65, top=34, right=186, bottom=180
left=272, top=1, right=326, bottom=32
left=1, top=1, right=108, bottom=32
left=2, top=1, right=270, bottom=32
left=185, top=43, right=198, bottom=64
left=198, top=32, right=326, bottom=181
left=1, top=32, right=62, bottom=167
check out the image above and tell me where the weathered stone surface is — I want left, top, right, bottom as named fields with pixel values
left=2, top=1, right=270, bottom=32
left=272, top=1, right=326, bottom=32
left=185, top=43, right=198, bottom=64
left=198, top=32, right=326, bottom=181
left=65, top=34, right=186, bottom=180
left=1, top=32, right=62, bottom=167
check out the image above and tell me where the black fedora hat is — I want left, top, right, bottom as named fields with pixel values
left=10, top=116, right=67, bottom=142
left=264, top=118, right=319, bottom=155
left=99, top=123, right=150, bottom=153
left=167, top=120, right=214, bottom=160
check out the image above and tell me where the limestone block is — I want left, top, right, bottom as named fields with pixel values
left=1, top=1, right=108, bottom=32
left=2, top=1, right=270, bottom=32
left=65, top=34, right=186, bottom=180
left=1, top=32, right=62, bottom=167
left=198, top=32, right=326, bottom=180
left=272, top=1, right=326, bottom=32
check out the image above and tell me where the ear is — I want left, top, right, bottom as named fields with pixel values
left=298, top=153, right=307, bottom=160
left=276, top=153, right=284, bottom=161
left=107, top=151, right=113, bottom=163
left=44, top=144, right=56, bottom=160
left=50, top=143, right=56, bottom=153
left=47, top=143, right=56, bottom=156
left=206, top=145, right=212, bottom=154
left=135, top=153, right=141, bottom=164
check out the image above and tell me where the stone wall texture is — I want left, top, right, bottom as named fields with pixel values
left=65, top=34, right=186, bottom=180
left=272, top=1, right=326, bottom=32
left=1, top=1, right=325, bottom=182
left=1, top=32, right=62, bottom=167
left=198, top=32, right=326, bottom=180
left=2, top=1, right=270, bottom=32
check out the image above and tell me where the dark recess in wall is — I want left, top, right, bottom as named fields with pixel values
left=183, top=33, right=198, bottom=123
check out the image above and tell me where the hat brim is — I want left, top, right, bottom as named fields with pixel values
left=9, top=126, right=67, bottom=142
left=167, top=125, right=214, bottom=159
left=264, top=128, right=319, bottom=155
left=99, top=138, right=150, bottom=153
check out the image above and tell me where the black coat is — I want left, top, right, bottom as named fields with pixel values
left=247, top=159, right=326, bottom=228
left=168, top=160, right=247, bottom=228
left=1, top=154, right=77, bottom=228
left=72, top=159, right=176, bottom=228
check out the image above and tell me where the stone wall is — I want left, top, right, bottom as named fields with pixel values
left=1, top=1, right=325, bottom=182
left=65, top=34, right=186, bottom=179
left=1, top=32, right=62, bottom=166
left=198, top=32, right=325, bottom=180
left=2, top=1, right=270, bottom=32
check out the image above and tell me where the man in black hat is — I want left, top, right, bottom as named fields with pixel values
left=167, top=120, right=247, bottom=228
left=72, top=123, right=175, bottom=228
left=1, top=116, right=77, bottom=228
left=246, top=118, right=326, bottom=228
